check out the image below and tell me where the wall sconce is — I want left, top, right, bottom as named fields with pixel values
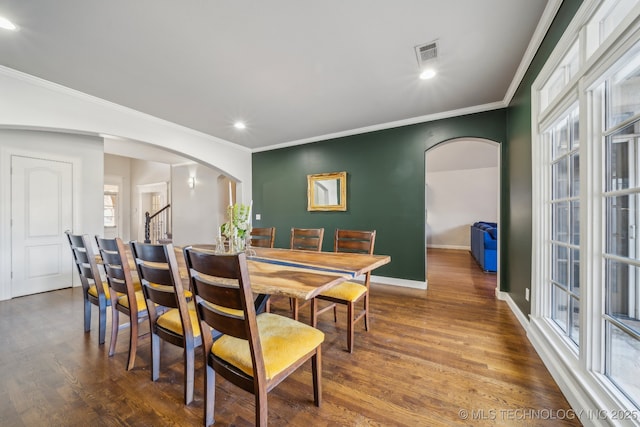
left=188, top=176, right=195, bottom=189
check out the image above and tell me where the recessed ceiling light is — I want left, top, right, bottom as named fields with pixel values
left=0, top=16, right=17, bottom=31
left=419, top=68, right=437, bottom=80
left=234, top=121, right=246, bottom=130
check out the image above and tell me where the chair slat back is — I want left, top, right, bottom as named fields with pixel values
left=66, top=231, right=104, bottom=294
left=96, top=237, right=139, bottom=306
left=130, top=241, right=186, bottom=312
left=334, top=229, right=376, bottom=255
left=290, top=228, right=324, bottom=252
left=184, top=248, right=258, bottom=343
left=96, top=237, right=127, bottom=295
left=250, top=227, right=275, bottom=248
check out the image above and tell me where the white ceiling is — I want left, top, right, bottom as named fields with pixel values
left=0, top=1, right=551, bottom=151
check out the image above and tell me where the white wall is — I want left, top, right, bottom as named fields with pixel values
left=426, top=167, right=499, bottom=249
left=0, top=130, right=103, bottom=300
left=171, top=164, right=226, bottom=247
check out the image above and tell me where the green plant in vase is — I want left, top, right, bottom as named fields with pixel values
left=220, top=203, right=251, bottom=239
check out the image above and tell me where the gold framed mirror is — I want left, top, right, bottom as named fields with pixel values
left=307, top=171, right=347, bottom=211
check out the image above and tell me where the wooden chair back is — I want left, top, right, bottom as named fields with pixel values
left=250, top=227, right=276, bottom=248
left=334, top=229, right=376, bottom=282
left=96, top=236, right=137, bottom=308
left=184, top=249, right=265, bottom=389
left=129, top=241, right=191, bottom=335
left=334, top=229, right=376, bottom=255
left=290, top=228, right=324, bottom=251
left=67, top=232, right=104, bottom=297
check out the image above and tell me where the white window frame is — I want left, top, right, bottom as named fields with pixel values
left=531, top=0, right=640, bottom=421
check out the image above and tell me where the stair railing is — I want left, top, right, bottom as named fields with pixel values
left=144, top=204, right=171, bottom=243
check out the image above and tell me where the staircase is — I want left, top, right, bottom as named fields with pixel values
left=144, top=204, right=171, bottom=244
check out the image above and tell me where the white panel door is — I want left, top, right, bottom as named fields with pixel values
left=11, top=156, right=73, bottom=297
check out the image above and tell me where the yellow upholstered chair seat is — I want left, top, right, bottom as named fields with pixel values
left=212, top=312, right=324, bottom=380
left=157, top=307, right=201, bottom=338
left=319, top=281, right=366, bottom=302
left=117, top=290, right=147, bottom=310
left=88, top=282, right=111, bottom=299
left=132, top=276, right=142, bottom=291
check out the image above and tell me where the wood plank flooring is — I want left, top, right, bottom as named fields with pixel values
left=0, top=249, right=581, bottom=426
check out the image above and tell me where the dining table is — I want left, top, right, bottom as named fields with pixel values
left=185, top=245, right=391, bottom=312
left=98, top=244, right=391, bottom=312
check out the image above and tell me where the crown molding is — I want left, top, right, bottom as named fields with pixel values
left=503, top=0, right=563, bottom=105
left=253, top=101, right=506, bottom=153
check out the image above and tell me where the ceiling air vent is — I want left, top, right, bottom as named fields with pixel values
left=415, top=41, right=438, bottom=66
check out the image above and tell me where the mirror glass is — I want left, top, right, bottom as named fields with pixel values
left=307, top=171, right=347, bottom=211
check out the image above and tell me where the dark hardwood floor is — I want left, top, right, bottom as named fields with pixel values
left=0, top=249, right=581, bottom=426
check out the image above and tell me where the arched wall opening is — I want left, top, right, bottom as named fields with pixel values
left=424, top=137, right=501, bottom=293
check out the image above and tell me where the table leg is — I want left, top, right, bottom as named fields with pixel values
left=254, top=294, right=270, bottom=314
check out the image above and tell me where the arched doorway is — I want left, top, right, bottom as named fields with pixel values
left=425, top=138, right=501, bottom=293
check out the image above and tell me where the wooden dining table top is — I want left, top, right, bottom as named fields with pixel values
left=245, top=247, right=390, bottom=299
left=99, top=245, right=390, bottom=301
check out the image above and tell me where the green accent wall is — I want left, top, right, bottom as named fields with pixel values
left=504, top=0, right=583, bottom=315
left=252, top=0, right=583, bottom=314
left=253, top=110, right=506, bottom=281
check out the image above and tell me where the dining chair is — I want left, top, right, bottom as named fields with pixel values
left=96, top=236, right=148, bottom=371
left=129, top=241, right=202, bottom=405
left=281, top=227, right=325, bottom=320
left=250, top=227, right=276, bottom=248
left=66, top=231, right=111, bottom=345
left=312, top=229, right=376, bottom=353
left=290, top=227, right=324, bottom=252
left=183, top=248, right=324, bottom=427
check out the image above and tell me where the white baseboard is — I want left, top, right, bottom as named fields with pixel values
left=503, top=298, right=638, bottom=426
left=370, top=275, right=427, bottom=290
left=427, top=244, right=471, bottom=251
left=498, top=291, right=530, bottom=332
left=526, top=318, right=626, bottom=427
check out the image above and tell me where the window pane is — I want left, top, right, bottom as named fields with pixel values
left=552, top=244, right=569, bottom=287
left=609, top=40, right=640, bottom=127
left=570, top=153, right=580, bottom=197
left=606, top=323, right=640, bottom=407
left=553, top=158, right=569, bottom=199
left=586, top=0, right=639, bottom=59
left=606, top=194, right=637, bottom=258
left=571, top=200, right=580, bottom=245
left=571, top=248, right=580, bottom=295
left=104, top=193, right=117, bottom=228
left=553, top=201, right=569, bottom=243
left=541, top=42, right=579, bottom=112
left=571, top=108, right=580, bottom=149
left=552, top=284, right=569, bottom=332
left=544, top=106, right=580, bottom=348
left=553, top=119, right=570, bottom=159
left=570, top=295, right=580, bottom=345
left=606, top=136, right=633, bottom=191
left=606, top=259, right=640, bottom=335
